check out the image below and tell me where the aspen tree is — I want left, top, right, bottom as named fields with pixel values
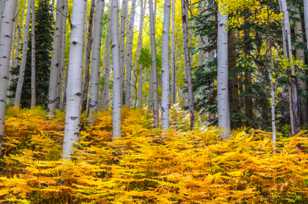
left=63, top=0, right=86, bottom=159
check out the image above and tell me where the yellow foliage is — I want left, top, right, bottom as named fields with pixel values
left=0, top=107, right=307, bottom=203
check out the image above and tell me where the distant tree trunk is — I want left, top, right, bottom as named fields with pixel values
left=279, top=0, right=300, bottom=135
left=125, top=0, right=137, bottom=107
left=120, top=0, right=128, bottom=105
left=295, top=6, right=308, bottom=125
left=48, top=0, right=66, bottom=116
left=101, top=19, right=111, bottom=110
left=217, top=10, right=231, bottom=138
left=171, top=0, right=176, bottom=105
left=15, top=0, right=32, bottom=107
left=161, top=0, right=171, bottom=129
left=82, top=0, right=96, bottom=112
left=136, top=0, right=146, bottom=108
left=31, top=0, right=36, bottom=108
left=59, top=0, right=67, bottom=110
left=181, top=0, right=194, bottom=129
left=88, top=0, right=105, bottom=124
left=0, top=0, right=17, bottom=138
left=269, top=52, right=277, bottom=151
left=111, top=0, right=121, bottom=138
left=63, top=0, right=86, bottom=159
left=304, top=0, right=308, bottom=49
left=149, top=0, right=159, bottom=127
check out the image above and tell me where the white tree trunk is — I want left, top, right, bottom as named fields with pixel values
left=111, top=0, right=122, bottom=138
left=304, top=0, right=308, bottom=50
left=88, top=0, right=105, bottom=123
left=161, top=0, right=171, bottom=129
left=181, top=0, right=194, bottom=129
left=124, top=0, right=137, bottom=107
left=279, top=0, right=300, bottom=135
left=15, top=0, right=32, bottom=107
left=217, top=11, right=231, bottom=138
left=48, top=0, right=66, bottom=116
left=63, top=0, right=86, bottom=159
left=170, top=0, right=176, bottom=105
left=101, top=16, right=112, bottom=109
left=149, top=0, right=159, bottom=127
left=120, top=0, right=128, bottom=104
left=31, top=0, right=36, bottom=108
left=136, top=0, right=146, bottom=108
left=0, top=0, right=17, bottom=138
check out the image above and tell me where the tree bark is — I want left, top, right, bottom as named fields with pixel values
left=0, top=0, right=17, bottom=138
left=82, top=0, right=96, bottom=112
left=48, top=0, right=67, bottom=116
left=101, top=17, right=112, bottom=110
left=31, top=0, right=36, bottom=108
left=149, top=0, right=159, bottom=127
left=120, top=0, right=128, bottom=105
left=217, top=10, right=231, bottom=138
left=136, top=0, right=146, bottom=108
left=161, top=0, right=171, bottom=129
left=88, top=0, right=105, bottom=124
left=171, top=0, right=176, bottom=105
left=181, top=0, right=194, bottom=129
left=279, top=0, right=300, bottom=135
left=63, top=0, right=86, bottom=159
left=111, top=0, right=122, bottom=138
left=125, top=0, right=137, bottom=107
left=15, top=0, right=33, bottom=107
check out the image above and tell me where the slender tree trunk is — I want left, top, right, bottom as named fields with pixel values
left=149, top=0, right=159, bottom=127
left=88, top=0, right=105, bottom=124
left=171, top=0, right=176, bottom=105
left=181, top=0, right=194, bottom=129
left=111, top=0, right=121, bottom=138
left=0, top=0, right=17, bottom=138
left=15, top=0, right=33, bottom=107
left=279, top=0, right=300, bottom=135
left=59, top=0, right=67, bottom=110
left=125, top=0, right=137, bottom=107
left=101, top=19, right=112, bottom=110
left=295, top=6, right=308, bottom=125
left=48, top=0, right=67, bottom=116
left=82, top=0, right=96, bottom=112
left=31, top=0, right=36, bottom=108
left=120, top=0, right=128, bottom=105
left=63, top=0, right=86, bottom=159
left=136, top=0, right=146, bottom=108
left=217, top=10, right=231, bottom=138
left=161, top=0, right=171, bottom=129
left=304, top=0, right=308, bottom=49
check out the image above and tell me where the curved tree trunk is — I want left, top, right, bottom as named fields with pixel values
left=0, top=0, right=17, bottom=138
left=111, top=0, right=121, bottom=138
left=15, top=0, right=33, bottom=107
left=161, top=0, right=171, bottom=129
left=217, top=10, right=231, bottom=138
left=88, top=0, right=105, bottom=124
left=63, top=0, right=86, bottom=159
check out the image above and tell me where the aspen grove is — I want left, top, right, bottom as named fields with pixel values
left=0, top=0, right=307, bottom=203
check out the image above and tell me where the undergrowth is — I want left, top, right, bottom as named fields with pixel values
left=0, top=107, right=307, bottom=203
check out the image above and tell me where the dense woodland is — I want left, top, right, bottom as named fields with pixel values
left=0, top=0, right=307, bottom=203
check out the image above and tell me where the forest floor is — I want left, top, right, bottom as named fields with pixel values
left=0, top=107, right=307, bottom=203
